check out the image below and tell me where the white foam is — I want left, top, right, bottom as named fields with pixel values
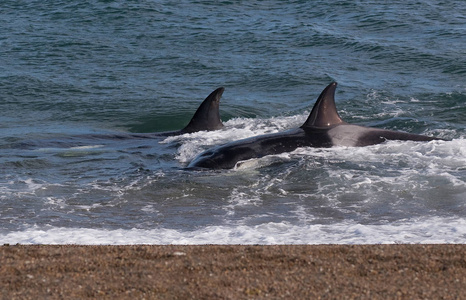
left=2, top=216, right=465, bottom=245
left=3, top=116, right=463, bottom=246
left=166, top=109, right=463, bottom=169
left=0, top=178, right=51, bottom=200
left=161, top=115, right=306, bottom=163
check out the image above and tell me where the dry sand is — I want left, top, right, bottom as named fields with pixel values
left=1, top=244, right=465, bottom=299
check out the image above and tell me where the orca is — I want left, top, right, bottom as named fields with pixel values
left=188, top=82, right=442, bottom=169
left=84, top=86, right=225, bottom=139
left=58, top=87, right=225, bottom=140
left=11, top=87, right=225, bottom=150
left=150, top=86, right=225, bottom=137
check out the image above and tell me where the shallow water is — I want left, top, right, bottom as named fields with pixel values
left=0, top=1, right=465, bottom=244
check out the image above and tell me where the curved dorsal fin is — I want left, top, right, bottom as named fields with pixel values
left=182, top=87, right=224, bottom=133
left=301, top=82, right=344, bottom=128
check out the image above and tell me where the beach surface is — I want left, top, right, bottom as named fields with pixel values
left=1, top=244, right=465, bottom=299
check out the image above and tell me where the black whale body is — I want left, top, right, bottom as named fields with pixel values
left=188, top=82, right=442, bottom=169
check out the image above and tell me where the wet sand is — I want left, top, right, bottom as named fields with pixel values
left=1, top=244, right=465, bottom=299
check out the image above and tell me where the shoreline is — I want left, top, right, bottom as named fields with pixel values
left=1, top=244, right=465, bottom=299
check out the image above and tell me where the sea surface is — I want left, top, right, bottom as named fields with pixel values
left=1, top=1, right=465, bottom=245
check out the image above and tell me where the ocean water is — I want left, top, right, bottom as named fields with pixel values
left=0, top=1, right=465, bottom=245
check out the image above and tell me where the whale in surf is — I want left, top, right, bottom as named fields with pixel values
left=150, top=87, right=225, bottom=137
left=188, top=82, right=442, bottom=169
left=12, top=87, right=225, bottom=150
left=93, top=86, right=226, bottom=139
left=96, top=86, right=225, bottom=138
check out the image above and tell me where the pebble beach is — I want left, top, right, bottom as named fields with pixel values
left=2, top=244, right=465, bottom=299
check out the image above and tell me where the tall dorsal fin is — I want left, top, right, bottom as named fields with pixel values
left=301, top=82, right=344, bottom=128
left=182, top=87, right=225, bottom=133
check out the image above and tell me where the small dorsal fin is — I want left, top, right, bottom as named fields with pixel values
left=182, top=87, right=225, bottom=133
left=301, top=82, right=344, bottom=128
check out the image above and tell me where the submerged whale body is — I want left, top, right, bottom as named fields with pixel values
left=188, top=82, right=442, bottom=169
left=81, top=87, right=225, bottom=139
left=79, top=87, right=225, bottom=139
left=11, top=87, right=225, bottom=150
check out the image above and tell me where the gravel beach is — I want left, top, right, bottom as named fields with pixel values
left=1, top=244, right=465, bottom=299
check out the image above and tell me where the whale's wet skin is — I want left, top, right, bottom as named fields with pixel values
left=1, top=1, right=465, bottom=244
left=188, top=82, right=442, bottom=169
